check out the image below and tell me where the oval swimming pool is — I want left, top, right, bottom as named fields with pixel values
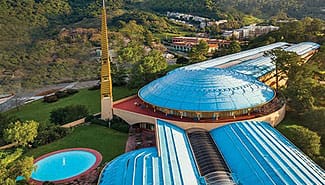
left=31, top=148, right=102, bottom=183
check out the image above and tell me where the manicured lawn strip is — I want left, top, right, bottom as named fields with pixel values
left=6, top=86, right=137, bottom=124
left=25, top=124, right=128, bottom=163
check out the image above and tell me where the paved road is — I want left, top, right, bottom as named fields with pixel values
left=0, top=80, right=98, bottom=112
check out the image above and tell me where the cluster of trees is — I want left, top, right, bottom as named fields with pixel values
left=110, top=20, right=168, bottom=88
left=278, top=124, right=324, bottom=168
left=0, top=111, right=74, bottom=183
left=110, top=11, right=178, bottom=35
left=0, top=117, right=39, bottom=184
left=0, top=149, right=34, bottom=184
left=270, top=49, right=325, bottom=168
left=267, top=49, right=324, bottom=111
left=138, top=0, right=324, bottom=20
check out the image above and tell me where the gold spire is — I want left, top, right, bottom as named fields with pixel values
left=100, top=0, right=113, bottom=120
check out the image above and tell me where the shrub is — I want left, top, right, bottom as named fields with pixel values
left=33, top=125, right=72, bottom=147
left=278, top=125, right=321, bottom=156
left=3, top=120, right=39, bottom=146
left=90, top=116, right=129, bottom=133
left=50, top=105, right=89, bottom=125
left=85, top=115, right=95, bottom=122
left=315, top=156, right=325, bottom=169
left=301, top=109, right=325, bottom=144
left=55, top=91, right=68, bottom=98
left=88, top=85, right=100, bottom=90
left=66, top=88, right=79, bottom=94
left=0, top=113, right=19, bottom=137
left=43, top=95, right=58, bottom=103
left=110, top=116, right=129, bottom=133
left=90, top=118, right=108, bottom=126
left=111, top=121, right=129, bottom=133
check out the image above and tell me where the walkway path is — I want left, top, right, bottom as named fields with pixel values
left=0, top=80, right=98, bottom=112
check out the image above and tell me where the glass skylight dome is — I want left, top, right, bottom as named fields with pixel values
left=139, top=68, right=274, bottom=112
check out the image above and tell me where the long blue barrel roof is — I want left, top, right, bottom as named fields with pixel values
left=98, top=147, right=160, bottom=185
left=229, top=42, right=320, bottom=78
left=139, top=68, right=274, bottom=112
left=210, top=121, right=325, bottom=185
left=98, top=120, right=325, bottom=185
left=174, top=42, right=288, bottom=71
left=98, top=120, right=205, bottom=185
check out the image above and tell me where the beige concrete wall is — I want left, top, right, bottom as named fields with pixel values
left=113, top=103, right=286, bottom=131
left=113, top=108, right=156, bottom=125
left=61, top=118, right=86, bottom=128
left=101, top=97, right=113, bottom=120
left=252, top=103, right=286, bottom=127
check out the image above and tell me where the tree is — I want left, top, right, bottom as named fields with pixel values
left=145, top=30, right=154, bottom=46
left=228, top=41, right=241, bottom=54
left=50, top=105, right=89, bottom=125
left=120, top=20, right=146, bottom=42
left=284, top=62, right=318, bottom=110
left=279, top=125, right=321, bottom=156
left=129, top=49, right=167, bottom=88
left=189, top=40, right=209, bottom=63
left=264, top=49, right=300, bottom=91
left=215, top=41, right=241, bottom=57
left=0, top=113, right=18, bottom=137
left=111, top=62, right=128, bottom=86
left=118, top=41, right=144, bottom=65
left=265, top=49, right=318, bottom=110
left=3, top=120, right=39, bottom=146
left=0, top=149, right=35, bottom=184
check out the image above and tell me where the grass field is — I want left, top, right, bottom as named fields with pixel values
left=24, top=124, right=128, bottom=163
left=6, top=86, right=137, bottom=124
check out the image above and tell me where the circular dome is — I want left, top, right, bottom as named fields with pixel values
left=138, top=68, right=274, bottom=112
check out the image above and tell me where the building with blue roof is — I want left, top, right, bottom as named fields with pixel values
left=139, top=67, right=275, bottom=120
left=104, top=41, right=322, bottom=185
left=134, top=41, right=320, bottom=122
left=210, top=121, right=325, bottom=185
left=99, top=120, right=206, bottom=185
left=99, top=120, right=325, bottom=185
left=228, top=42, right=320, bottom=87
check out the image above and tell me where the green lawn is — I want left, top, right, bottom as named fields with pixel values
left=6, top=86, right=137, bottom=124
left=25, top=124, right=128, bottom=163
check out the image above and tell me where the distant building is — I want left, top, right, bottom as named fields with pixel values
left=222, top=25, right=279, bottom=40
left=171, top=37, right=235, bottom=53
left=207, top=20, right=228, bottom=26
left=167, top=11, right=226, bottom=29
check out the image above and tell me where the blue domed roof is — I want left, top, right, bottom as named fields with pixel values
left=138, top=68, right=274, bottom=112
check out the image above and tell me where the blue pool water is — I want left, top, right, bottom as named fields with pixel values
left=31, top=150, right=97, bottom=181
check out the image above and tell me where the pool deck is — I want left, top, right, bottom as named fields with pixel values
left=30, top=148, right=102, bottom=185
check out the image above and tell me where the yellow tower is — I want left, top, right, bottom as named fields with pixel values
left=100, top=0, right=113, bottom=120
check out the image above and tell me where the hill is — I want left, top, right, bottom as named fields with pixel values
left=0, top=0, right=324, bottom=94
left=137, top=0, right=325, bottom=20
left=0, top=0, right=124, bottom=94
